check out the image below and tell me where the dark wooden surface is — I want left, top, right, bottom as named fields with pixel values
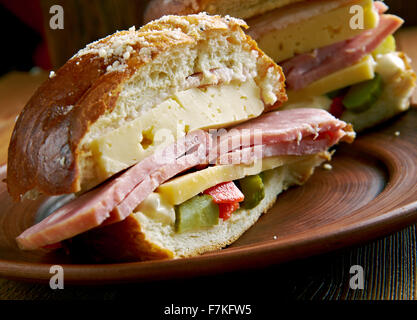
left=0, top=224, right=416, bottom=300
left=41, top=0, right=151, bottom=69
left=0, top=29, right=416, bottom=301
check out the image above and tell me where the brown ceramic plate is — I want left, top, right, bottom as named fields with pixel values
left=0, top=110, right=416, bottom=285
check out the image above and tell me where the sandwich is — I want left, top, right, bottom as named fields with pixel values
left=8, top=13, right=354, bottom=262
left=145, top=0, right=416, bottom=132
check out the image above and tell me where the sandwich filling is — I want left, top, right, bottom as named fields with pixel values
left=245, top=0, right=416, bottom=131
left=89, top=78, right=267, bottom=183
left=247, top=0, right=380, bottom=62
left=16, top=108, right=354, bottom=250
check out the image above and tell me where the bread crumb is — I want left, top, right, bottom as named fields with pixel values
left=49, top=71, right=56, bottom=78
left=98, top=48, right=107, bottom=58
left=323, top=163, right=333, bottom=170
left=394, top=131, right=400, bottom=136
left=123, top=51, right=130, bottom=60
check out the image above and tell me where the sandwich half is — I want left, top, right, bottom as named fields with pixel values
left=9, top=14, right=354, bottom=262
left=145, top=0, right=417, bottom=132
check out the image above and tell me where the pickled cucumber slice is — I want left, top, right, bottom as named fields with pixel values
left=175, top=194, right=219, bottom=233
left=372, top=35, right=396, bottom=57
left=239, top=174, right=265, bottom=209
left=342, top=74, right=383, bottom=113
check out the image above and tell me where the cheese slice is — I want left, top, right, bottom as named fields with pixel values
left=157, top=155, right=312, bottom=205
left=285, top=55, right=376, bottom=103
left=254, top=0, right=379, bottom=62
left=90, top=79, right=265, bottom=180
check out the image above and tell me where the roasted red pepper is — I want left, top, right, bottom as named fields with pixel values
left=203, top=181, right=244, bottom=220
left=203, top=181, right=244, bottom=204
left=218, top=202, right=240, bottom=220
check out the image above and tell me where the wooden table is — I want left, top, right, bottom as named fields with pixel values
left=0, top=29, right=416, bottom=302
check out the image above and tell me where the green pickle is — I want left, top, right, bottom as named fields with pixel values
left=342, top=73, right=383, bottom=113
left=175, top=194, right=219, bottom=233
left=239, top=174, right=265, bottom=209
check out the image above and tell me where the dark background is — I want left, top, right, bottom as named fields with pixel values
left=0, top=0, right=415, bottom=76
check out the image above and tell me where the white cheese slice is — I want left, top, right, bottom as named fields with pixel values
left=90, top=79, right=265, bottom=180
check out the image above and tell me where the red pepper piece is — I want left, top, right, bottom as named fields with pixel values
left=203, top=181, right=244, bottom=204
left=218, top=202, right=240, bottom=220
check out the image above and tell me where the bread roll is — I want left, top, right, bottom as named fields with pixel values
left=7, top=13, right=286, bottom=201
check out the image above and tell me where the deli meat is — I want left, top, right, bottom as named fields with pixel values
left=16, top=109, right=354, bottom=250
left=213, top=108, right=354, bottom=164
left=282, top=14, right=403, bottom=90
left=16, top=130, right=210, bottom=250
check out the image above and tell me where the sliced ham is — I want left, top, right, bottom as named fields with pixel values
left=282, top=14, right=403, bottom=91
left=108, top=151, right=208, bottom=223
left=211, top=108, right=354, bottom=164
left=16, top=108, right=354, bottom=250
left=16, top=130, right=210, bottom=250
left=374, top=1, right=388, bottom=14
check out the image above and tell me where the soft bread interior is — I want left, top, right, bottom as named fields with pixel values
left=76, top=14, right=286, bottom=191
left=67, top=152, right=329, bottom=262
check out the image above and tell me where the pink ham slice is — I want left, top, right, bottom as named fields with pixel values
left=108, top=151, right=208, bottom=223
left=282, top=14, right=403, bottom=91
left=211, top=108, right=354, bottom=164
left=16, top=130, right=210, bottom=250
left=16, top=108, right=354, bottom=250
left=374, top=1, right=388, bottom=14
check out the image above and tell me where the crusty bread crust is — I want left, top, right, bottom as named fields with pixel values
left=7, top=13, right=286, bottom=201
left=144, top=0, right=305, bottom=23
left=65, top=212, right=175, bottom=262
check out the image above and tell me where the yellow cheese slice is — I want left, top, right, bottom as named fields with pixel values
left=90, top=79, right=264, bottom=180
left=157, top=155, right=309, bottom=205
left=285, top=55, right=376, bottom=103
left=255, top=0, right=379, bottom=62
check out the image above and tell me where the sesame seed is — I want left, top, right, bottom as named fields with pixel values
left=394, top=131, right=400, bottom=136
